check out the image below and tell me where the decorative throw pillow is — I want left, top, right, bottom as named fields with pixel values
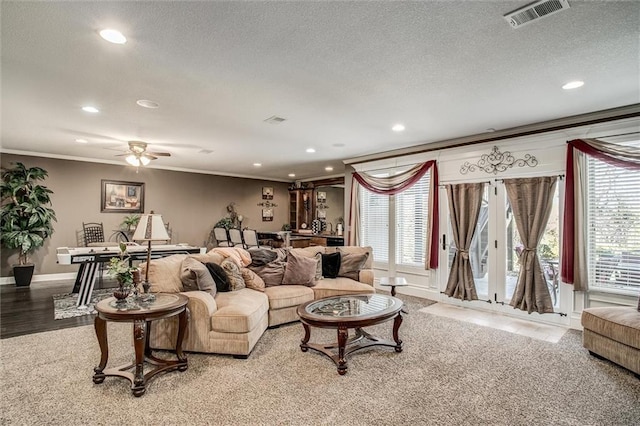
left=205, top=262, right=232, bottom=292
left=321, top=252, right=341, bottom=279
left=282, top=250, right=319, bottom=287
left=338, top=251, right=369, bottom=281
left=180, top=257, right=216, bottom=296
left=221, top=258, right=246, bottom=291
left=250, top=260, right=287, bottom=287
left=249, top=248, right=278, bottom=267
left=241, top=268, right=265, bottom=292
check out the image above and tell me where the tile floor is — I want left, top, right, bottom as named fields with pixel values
left=419, top=303, right=567, bottom=343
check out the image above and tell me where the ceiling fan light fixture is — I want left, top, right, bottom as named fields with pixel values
left=125, top=155, right=140, bottom=166
left=140, top=155, right=151, bottom=166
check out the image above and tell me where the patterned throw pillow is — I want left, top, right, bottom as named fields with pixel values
left=241, top=268, right=265, bottom=292
left=338, top=251, right=369, bottom=281
left=282, top=250, right=319, bottom=287
left=221, top=259, right=246, bottom=291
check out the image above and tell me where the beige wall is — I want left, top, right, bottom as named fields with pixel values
left=1, top=154, right=289, bottom=276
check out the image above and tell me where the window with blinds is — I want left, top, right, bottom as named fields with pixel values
left=395, top=172, right=430, bottom=267
left=587, top=142, right=640, bottom=293
left=359, top=189, right=389, bottom=263
left=358, top=168, right=431, bottom=267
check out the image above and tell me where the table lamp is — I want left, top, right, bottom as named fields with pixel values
left=132, top=210, right=170, bottom=300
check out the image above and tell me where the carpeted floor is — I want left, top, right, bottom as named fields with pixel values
left=1, top=294, right=638, bottom=425
left=52, top=288, right=114, bottom=319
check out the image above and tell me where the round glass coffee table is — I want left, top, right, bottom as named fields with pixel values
left=93, top=293, right=189, bottom=396
left=296, top=294, right=403, bottom=375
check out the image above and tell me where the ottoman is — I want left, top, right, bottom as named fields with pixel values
left=581, top=306, right=640, bottom=377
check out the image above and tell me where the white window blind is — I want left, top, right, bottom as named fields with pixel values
left=395, top=172, right=430, bottom=267
left=359, top=188, right=389, bottom=263
left=587, top=141, right=640, bottom=293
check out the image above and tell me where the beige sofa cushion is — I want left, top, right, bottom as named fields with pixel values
left=263, top=285, right=314, bottom=310
left=212, top=289, right=269, bottom=334
left=581, top=307, right=640, bottom=350
left=312, top=277, right=376, bottom=299
left=189, top=251, right=225, bottom=265
left=142, top=254, right=188, bottom=293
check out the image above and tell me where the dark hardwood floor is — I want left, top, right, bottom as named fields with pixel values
left=1, top=279, right=115, bottom=339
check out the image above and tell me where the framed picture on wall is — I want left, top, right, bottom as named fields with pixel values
left=101, top=180, right=145, bottom=213
left=262, top=186, right=274, bottom=200
left=262, top=208, right=274, bottom=221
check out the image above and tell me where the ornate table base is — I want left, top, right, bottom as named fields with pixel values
left=299, top=313, right=403, bottom=375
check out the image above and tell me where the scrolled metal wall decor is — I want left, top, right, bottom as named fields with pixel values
left=460, top=146, right=538, bottom=175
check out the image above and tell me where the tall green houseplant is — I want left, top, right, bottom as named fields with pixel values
left=0, top=162, right=57, bottom=286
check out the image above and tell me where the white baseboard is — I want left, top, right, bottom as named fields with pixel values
left=0, top=272, right=77, bottom=286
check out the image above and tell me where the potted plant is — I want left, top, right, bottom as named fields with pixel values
left=120, top=214, right=140, bottom=232
left=0, top=162, right=57, bottom=286
left=106, top=243, right=138, bottom=302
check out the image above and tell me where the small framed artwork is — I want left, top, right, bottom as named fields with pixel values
left=262, top=208, right=274, bottom=222
left=317, top=209, right=327, bottom=219
left=317, top=191, right=326, bottom=203
left=262, top=186, right=274, bottom=200
left=101, top=180, right=145, bottom=213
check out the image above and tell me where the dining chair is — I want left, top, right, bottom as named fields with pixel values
left=242, top=229, right=261, bottom=249
left=82, top=222, right=105, bottom=246
left=213, top=227, right=232, bottom=247
left=228, top=228, right=244, bottom=248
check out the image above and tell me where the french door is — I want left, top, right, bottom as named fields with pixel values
left=439, top=179, right=566, bottom=323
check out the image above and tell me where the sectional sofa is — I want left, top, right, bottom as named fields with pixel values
left=146, top=246, right=374, bottom=357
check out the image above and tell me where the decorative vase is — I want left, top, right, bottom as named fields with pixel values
left=113, top=287, right=130, bottom=302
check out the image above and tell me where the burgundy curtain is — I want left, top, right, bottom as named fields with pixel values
left=561, top=139, right=640, bottom=287
left=350, top=160, right=439, bottom=269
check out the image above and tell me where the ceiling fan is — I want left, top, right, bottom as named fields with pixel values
left=117, top=141, right=171, bottom=166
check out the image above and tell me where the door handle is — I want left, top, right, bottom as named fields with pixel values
left=442, top=234, right=446, bottom=250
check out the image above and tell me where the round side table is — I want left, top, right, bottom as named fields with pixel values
left=93, top=293, right=189, bottom=397
left=379, top=277, right=409, bottom=313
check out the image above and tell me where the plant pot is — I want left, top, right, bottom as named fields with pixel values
left=14, top=264, right=35, bottom=287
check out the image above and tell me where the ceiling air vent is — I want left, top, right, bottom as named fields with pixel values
left=264, top=116, right=286, bottom=124
left=504, top=0, right=570, bottom=29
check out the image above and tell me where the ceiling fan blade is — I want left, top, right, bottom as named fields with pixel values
left=114, top=153, right=130, bottom=157
left=145, top=154, right=158, bottom=160
left=147, top=152, right=171, bottom=157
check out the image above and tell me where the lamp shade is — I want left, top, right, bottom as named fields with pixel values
left=132, top=211, right=170, bottom=242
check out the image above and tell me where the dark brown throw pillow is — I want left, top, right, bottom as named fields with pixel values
left=338, top=252, right=369, bottom=281
left=205, top=262, right=232, bottom=292
left=282, top=250, right=318, bottom=286
left=321, top=252, right=341, bottom=279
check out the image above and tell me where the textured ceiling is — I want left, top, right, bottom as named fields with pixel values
left=1, top=1, right=639, bottom=181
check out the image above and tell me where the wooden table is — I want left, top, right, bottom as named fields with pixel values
left=379, top=277, right=409, bottom=313
left=93, top=293, right=189, bottom=397
left=297, top=294, right=403, bottom=375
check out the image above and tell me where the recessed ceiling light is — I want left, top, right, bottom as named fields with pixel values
left=253, top=163, right=262, bottom=167
left=562, top=80, right=584, bottom=90
left=325, top=166, right=334, bottom=172
left=75, top=138, right=88, bottom=143
left=82, top=106, right=99, bottom=113
left=306, top=148, right=316, bottom=153
left=392, top=124, right=405, bottom=132
left=99, top=29, right=127, bottom=44
left=136, top=99, right=159, bottom=109
left=288, top=173, right=296, bottom=178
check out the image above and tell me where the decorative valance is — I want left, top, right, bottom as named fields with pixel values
left=561, top=138, right=640, bottom=289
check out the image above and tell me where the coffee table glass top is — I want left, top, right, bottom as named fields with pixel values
left=304, top=294, right=400, bottom=318
left=97, top=293, right=182, bottom=313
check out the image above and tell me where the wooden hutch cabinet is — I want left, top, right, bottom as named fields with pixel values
left=288, top=188, right=314, bottom=231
